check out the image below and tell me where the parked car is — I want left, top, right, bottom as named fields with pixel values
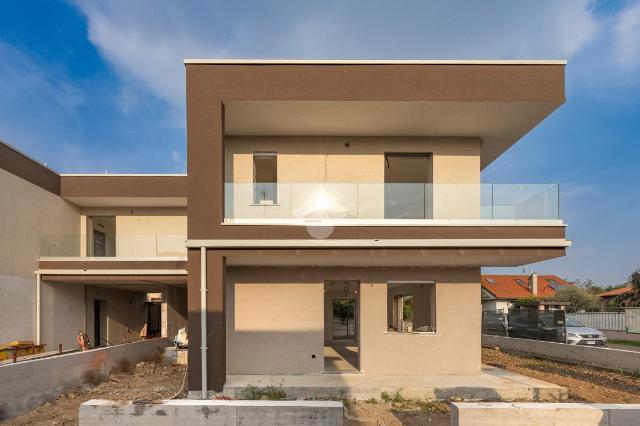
left=507, top=310, right=565, bottom=343
left=565, top=318, right=607, bottom=347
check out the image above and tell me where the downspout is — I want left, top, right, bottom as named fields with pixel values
left=200, top=247, right=208, bottom=399
left=35, top=271, right=41, bottom=345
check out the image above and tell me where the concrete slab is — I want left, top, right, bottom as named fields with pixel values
left=451, top=402, right=640, bottom=426
left=223, top=365, right=567, bottom=401
left=79, top=399, right=343, bottom=426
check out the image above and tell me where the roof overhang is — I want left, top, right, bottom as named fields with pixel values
left=60, top=174, right=187, bottom=207
left=224, top=100, right=560, bottom=167
left=186, top=59, right=565, bottom=169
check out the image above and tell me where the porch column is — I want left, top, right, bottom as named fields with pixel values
left=187, top=249, right=226, bottom=393
left=207, top=252, right=226, bottom=391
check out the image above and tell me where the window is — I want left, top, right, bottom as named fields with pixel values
left=485, top=277, right=495, bottom=284
left=253, top=152, right=277, bottom=204
left=384, top=153, right=433, bottom=219
left=515, top=279, right=525, bottom=286
left=387, top=282, right=436, bottom=333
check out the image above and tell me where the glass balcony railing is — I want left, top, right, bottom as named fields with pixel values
left=225, top=183, right=560, bottom=223
left=39, top=234, right=187, bottom=257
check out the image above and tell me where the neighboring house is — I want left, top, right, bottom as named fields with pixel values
left=0, top=141, right=188, bottom=351
left=481, top=273, right=571, bottom=312
left=1, top=59, right=570, bottom=397
left=597, top=286, right=633, bottom=311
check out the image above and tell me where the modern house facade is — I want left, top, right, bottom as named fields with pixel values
left=1, top=59, right=570, bottom=397
left=184, top=60, right=570, bottom=394
left=0, top=141, right=188, bottom=351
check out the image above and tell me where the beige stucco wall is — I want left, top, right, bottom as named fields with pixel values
left=224, top=136, right=481, bottom=220
left=226, top=270, right=325, bottom=374
left=225, top=266, right=481, bottom=376
left=85, top=286, right=148, bottom=346
left=80, top=208, right=187, bottom=257
left=0, top=168, right=81, bottom=348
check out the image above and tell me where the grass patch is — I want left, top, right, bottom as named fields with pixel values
left=365, top=397, right=378, bottom=404
left=241, top=385, right=263, bottom=400
left=240, top=382, right=287, bottom=400
left=263, top=383, right=287, bottom=400
left=609, top=339, right=640, bottom=347
left=380, top=391, right=391, bottom=402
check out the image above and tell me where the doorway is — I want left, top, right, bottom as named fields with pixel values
left=384, top=153, right=432, bottom=219
left=324, top=281, right=360, bottom=373
left=93, top=300, right=107, bottom=347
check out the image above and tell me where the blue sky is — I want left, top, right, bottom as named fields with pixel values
left=1, top=1, right=639, bottom=285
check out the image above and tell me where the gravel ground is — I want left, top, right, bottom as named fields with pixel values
left=482, top=347, right=640, bottom=403
left=2, top=361, right=187, bottom=426
left=4, top=348, right=640, bottom=425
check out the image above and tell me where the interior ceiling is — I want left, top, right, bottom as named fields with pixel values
left=224, top=100, right=561, bottom=169
left=63, top=196, right=187, bottom=208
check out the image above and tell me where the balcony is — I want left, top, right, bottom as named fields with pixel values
left=39, top=234, right=187, bottom=257
left=224, top=183, right=560, bottom=225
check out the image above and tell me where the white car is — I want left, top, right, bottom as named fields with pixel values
left=565, top=318, right=607, bottom=347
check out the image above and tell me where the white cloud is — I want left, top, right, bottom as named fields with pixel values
left=72, top=0, right=601, bottom=109
left=613, top=0, right=640, bottom=69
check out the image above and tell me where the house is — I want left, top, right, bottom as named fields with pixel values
left=597, top=286, right=633, bottom=311
left=0, top=140, right=188, bottom=351
left=481, top=273, right=571, bottom=312
left=1, top=59, right=570, bottom=398
left=183, top=59, right=569, bottom=395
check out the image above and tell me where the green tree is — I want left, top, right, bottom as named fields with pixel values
left=549, top=285, right=600, bottom=313
left=625, top=269, right=640, bottom=307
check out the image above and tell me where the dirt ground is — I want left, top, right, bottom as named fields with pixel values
left=4, top=348, right=640, bottom=425
left=344, top=399, right=450, bottom=426
left=482, top=347, right=640, bottom=403
left=2, top=361, right=187, bottom=426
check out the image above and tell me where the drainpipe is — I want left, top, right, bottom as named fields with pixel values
left=35, top=271, right=41, bottom=345
left=200, top=247, right=208, bottom=399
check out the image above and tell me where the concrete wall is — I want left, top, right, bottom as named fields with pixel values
left=0, top=338, right=171, bottom=420
left=164, top=286, right=188, bottom=339
left=482, top=334, right=640, bottom=374
left=86, top=287, right=148, bottom=346
left=80, top=399, right=343, bottom=426
left=225, top=136, right=481, bottom=220
left=451, top=402, right=640, bottom=426
left=226, top=266, right=481, bottom=376
left=0, top=168, right=81, bottom=347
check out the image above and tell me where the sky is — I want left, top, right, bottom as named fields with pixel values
left=1, top=0, right=639, bottom=285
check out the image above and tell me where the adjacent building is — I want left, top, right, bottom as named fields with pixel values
left=481, top=274, right=571, bottom=312
left=0, top=141, right=188, bottom=351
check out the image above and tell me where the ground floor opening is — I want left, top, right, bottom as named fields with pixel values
left=221, top=266, right=480, bottom=383
left=37, top=276, right=187, bottom=352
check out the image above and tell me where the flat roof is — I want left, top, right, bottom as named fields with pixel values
left=184, top=59, right=567, bottom=65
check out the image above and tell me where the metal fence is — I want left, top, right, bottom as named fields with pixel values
left=567, top=312, right=625, bottom=331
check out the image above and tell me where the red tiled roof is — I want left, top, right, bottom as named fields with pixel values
left=481, top=274, right=571, bottom=299
left=597, top=286, right=632, bottom=298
